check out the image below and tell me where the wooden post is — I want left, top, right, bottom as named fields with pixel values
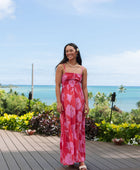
left=110, top=101, right=113, bottom=123
left=31, top=63, right=34, bottom=99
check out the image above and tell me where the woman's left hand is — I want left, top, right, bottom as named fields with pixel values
left=84, top=104, right=89, bottom=115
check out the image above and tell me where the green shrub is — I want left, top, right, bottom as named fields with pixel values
left=4, top=95, right=28, bottom=116
left=29, top=99, right=47, bottom=113
left=0, top=90, right=28, bottom=115
left=16, top=112, right=34, bottom=131
left=94, top=92, right=111, bottom=106
left=0, top=112, right=34, bottom=131
left=111, top=111, right=132, bottom=124
left=47, top=102, right=60, bottom=117
left=136, top=101, right=140, bottom=108
left=0, top=90, right=60, bottom=117
left=96, top=121, right=140, bottom=143
left=89, top=104, right=132, bottom=124
left=135, top=134, right=140, bottom=144
left=130, top=108, right=140, bottom=124
left=89, top=105, right=110, bottom=123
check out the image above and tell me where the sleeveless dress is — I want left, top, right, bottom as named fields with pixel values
left=60, top=64, right=85, bottom=165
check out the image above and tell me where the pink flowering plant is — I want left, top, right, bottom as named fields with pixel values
left=112, top=138, right=124, bottom=145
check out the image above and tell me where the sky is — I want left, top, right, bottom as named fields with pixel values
left=0, top=0, right=140, bottom=86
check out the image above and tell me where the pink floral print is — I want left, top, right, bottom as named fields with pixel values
left=60, top=72, right=85, bottom=165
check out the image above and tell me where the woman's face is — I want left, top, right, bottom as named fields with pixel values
left=65, top=45, right=78, bottom=61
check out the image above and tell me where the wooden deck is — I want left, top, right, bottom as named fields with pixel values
left=0, top=129, right=140, bottom=170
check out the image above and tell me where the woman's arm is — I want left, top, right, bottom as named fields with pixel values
left=55, top=64, right=64, bottom=113
left=82, top=67, right=89, bottom=115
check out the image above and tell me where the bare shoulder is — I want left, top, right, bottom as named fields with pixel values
left=82, top=66, right=87, bottom=70
left=81, top=66, right=87, bottom=74
left=56, top=64, right=64, bottom=71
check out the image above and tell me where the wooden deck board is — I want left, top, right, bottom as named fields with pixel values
left=3, top=130, right=32, bottom=170
left=0, top=131, right=20, bottom=170
left=36, top=135, right=66, bottom=170
left=25, top=134, right=64, bottom=170
left=5, top=130, right=42, bottom=170
left=94, top=141, right=140, bottom=167
left=13, top=131, right=53, bottom=170
left=86, top=141, right=128, bottom=169
left=0, top=148, right=9, bottom=170
left=0, top=129, right=140, bottom=170
left=87, top=141, right=137, bottom=168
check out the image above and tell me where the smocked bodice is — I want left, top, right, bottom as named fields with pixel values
left=61, top=72, right=82, bottom=87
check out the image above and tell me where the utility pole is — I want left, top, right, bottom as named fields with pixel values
left=31, top=63, right=34, bottom=99
left=28, top=63, right=34, bottom=111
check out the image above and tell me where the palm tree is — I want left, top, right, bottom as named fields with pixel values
left=118, top=85, right=126, bottom=93
left=118, top=85, right=126, bottom=112
left=136, top=101, right=140, bottom=108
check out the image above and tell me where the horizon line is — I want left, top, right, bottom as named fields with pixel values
left=1, top=84, right=140, bottom=87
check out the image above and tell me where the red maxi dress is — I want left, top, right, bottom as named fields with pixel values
left=60, top=64, right=85, bottom=165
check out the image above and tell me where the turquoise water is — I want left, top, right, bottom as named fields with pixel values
left=1, top=85, right=140, bottom=112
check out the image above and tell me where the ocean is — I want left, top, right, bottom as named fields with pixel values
left=1, top=85, right=140, bottom=112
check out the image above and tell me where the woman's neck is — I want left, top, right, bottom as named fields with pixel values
left=68, top=59, right=77, bottom=65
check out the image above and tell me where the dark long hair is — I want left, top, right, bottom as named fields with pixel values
left=56, top=43, right=82, bottom=68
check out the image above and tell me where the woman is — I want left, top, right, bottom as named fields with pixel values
left=55, top=43, right=89, bottom=170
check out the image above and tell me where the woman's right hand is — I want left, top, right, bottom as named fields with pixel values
left=57, top=102, right=64, bottom=113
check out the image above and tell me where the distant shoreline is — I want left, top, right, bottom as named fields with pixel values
left=0, top=85, right=18, bottom=88
left=1, top=85, right=140, bottom=87
left=1, top=85, right=139, bottom=112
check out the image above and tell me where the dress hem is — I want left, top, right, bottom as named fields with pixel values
left=60, top=158, right=85, bottom=165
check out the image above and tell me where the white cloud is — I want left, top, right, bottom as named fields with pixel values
left=35, top=0, right=114, bottom=15
left=0, top=0, right=16, bottom=20
left=71, top=0, right=113, bottom=14
left=86, top=50, right=140, bottom=86
left=91, top=50, right=140, bottom=74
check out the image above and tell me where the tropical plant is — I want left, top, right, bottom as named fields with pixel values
left=118, top=85, right=126, bottom=93
left=89, top=105, right=111, bottom=123
left=29, top=110, right=61, bottom=136
left=111, top=111, right=131, bottom=124
left=29, top=99, right=47, bottom=113
left=0, top=112, right=34, bottom=131
left=0, top=90, right=54, bottom=116
left=93, top=92, right=111, bottom=106
left=136, top=101, right=140, bottom=108
left=3, top=94, right=28, bottom=116
left=130, top=108, right=140, bottom=124
left=96, top=121, right=140, bottom=143
left=88, top=92, right=93, bottom=100
left=85, top=118, right=98, bottom=140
